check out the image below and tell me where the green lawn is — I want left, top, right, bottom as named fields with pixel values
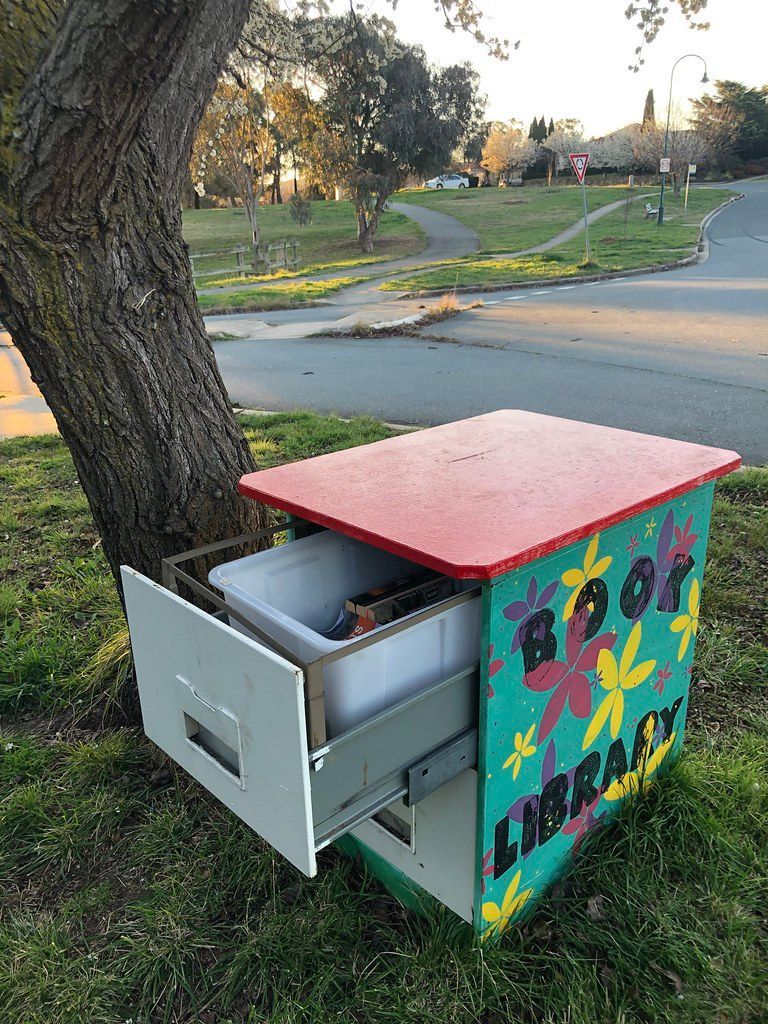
left=183, top=200, right=425, bottom=278
left=395, top=184, right=632, bottom=253
left=383, top=189, right=732, bottom=293
left=1, top=418, right=766, bottom=1023
left=196, top=276, right=366, bottom=314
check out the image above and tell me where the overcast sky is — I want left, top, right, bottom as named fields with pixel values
left=356, top=0, right=768, bottom=137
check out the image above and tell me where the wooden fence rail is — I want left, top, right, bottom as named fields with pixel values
left=190, top=238, right=300, bottom=280
left=190, top=246, right=247, bottom=280
left=253, top=237, right=300, bottom=274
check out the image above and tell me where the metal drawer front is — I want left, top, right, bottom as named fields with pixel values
left=122, top=568, right=317, bottom=876
left=122, top=567, right=479, bottom=878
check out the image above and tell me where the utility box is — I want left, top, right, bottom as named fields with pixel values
left=122, top=411, right=740, bottom=938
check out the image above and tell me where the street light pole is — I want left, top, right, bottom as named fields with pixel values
left=657, top=53, right=708, bottom=227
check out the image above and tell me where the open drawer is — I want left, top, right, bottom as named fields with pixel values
left=122, top=566, right=479, bottom=877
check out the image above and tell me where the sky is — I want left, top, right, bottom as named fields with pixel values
left=358, top=0, right=768, bottom=138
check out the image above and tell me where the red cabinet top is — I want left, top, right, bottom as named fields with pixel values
left=238, top=411, right=740, bottom=579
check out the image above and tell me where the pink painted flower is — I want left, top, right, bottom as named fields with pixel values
left=480, top=848, right=494, bottom=894
left=653, top=659, right=672, bottom=696
left=523, top=606, right=616, bottom=742
left=562, top=790, right=606, bottom=857
left=488, top=644, right=505, bottom=678
left=487, top=644, right=505, bottom=698
left=668, top=513, right=699, bottom=563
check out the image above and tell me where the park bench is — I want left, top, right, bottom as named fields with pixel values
left=644, top=201, right=660, bottom=219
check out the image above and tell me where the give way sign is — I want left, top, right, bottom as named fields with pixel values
left=569, top=152, right=590, bottom=183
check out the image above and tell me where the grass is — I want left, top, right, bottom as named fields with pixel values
left=395, top=184, right=632, bottom=253
left=183, top=200, right=425, bottom=278
left=195, top=276, right=367, bottom=314
left=382, top=189, right=733, bottom=293
left=1, top=418, right=766, bottom=1023
left=550, top=187, right=733, bottom=271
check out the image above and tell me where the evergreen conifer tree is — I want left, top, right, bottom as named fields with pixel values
left=642, top=88, right=655, bottom=129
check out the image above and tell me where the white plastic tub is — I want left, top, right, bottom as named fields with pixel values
left=209, top=530, right=481, bottom=738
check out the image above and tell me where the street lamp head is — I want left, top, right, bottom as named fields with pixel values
left=701, top=71, right=709, bottom=84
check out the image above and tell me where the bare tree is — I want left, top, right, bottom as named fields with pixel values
left=634, top=108, right=708, bottom=196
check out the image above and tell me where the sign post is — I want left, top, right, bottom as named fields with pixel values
left=569, top=152, right=591, bottom=262
left=624, top=173, right=635, bottom=239
left=684, top=163, right=696, bottom=211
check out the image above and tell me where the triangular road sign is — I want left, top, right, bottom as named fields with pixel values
left=569, top=152, right=590, bottom=184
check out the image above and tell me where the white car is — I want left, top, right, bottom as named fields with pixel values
left=425, top=172, right=469, bottom=189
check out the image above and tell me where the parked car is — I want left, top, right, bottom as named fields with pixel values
left=425, top=172, right=469, bottom=189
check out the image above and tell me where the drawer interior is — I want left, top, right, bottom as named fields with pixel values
left=123, top=566, right=480, bottom=878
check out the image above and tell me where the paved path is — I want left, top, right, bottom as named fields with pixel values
left=3, top=183, right=766, bottom=463
left=214, top=180, right=768, bottom=464
left=197, top=200, right=479, bottom=297
left=0, top=331, right=58, bottom=438
left=486, top=192, right=654, bottom=259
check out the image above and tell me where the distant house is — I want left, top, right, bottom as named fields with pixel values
left=462, top=162, right=490, bottom=186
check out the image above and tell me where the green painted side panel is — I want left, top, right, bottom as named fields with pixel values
left=336, top=834, right=435, bottom=917
left=474, top=483, right=715, bottom=939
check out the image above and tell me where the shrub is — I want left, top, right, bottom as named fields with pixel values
left=288, top=192, right=313, bottom=226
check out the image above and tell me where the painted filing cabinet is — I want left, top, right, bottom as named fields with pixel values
left=122, top=411, right=740, bottom=939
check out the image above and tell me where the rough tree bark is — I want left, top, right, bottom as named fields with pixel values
left=0, top=0, right=267, bottom=594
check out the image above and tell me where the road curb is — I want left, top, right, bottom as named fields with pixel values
left=232, top=407, right=417, bottom=432
left=395, top=193, right=745, bottom=299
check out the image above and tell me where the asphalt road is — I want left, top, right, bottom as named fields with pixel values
left=216, top=181, right=768, bottom=464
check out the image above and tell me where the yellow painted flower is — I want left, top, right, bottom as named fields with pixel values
left=670, top=578, right=700, bottom=661
left=502, top=722, right=537, bottom=780
left=604, top=730, right=678, bottom=802
left=481, top=869, right=533, bottom=939
left=582, top=622, right=656, bottom=749
left=561, top=533, right=613, bottom=621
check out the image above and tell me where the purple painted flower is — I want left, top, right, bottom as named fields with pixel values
left=656, top=510, right=697, bottom=612
left=505, top=740, right=577, bottom=858
left=503, top=575, right=560, bottom=654
left=653, top=720, right=667, bottom=747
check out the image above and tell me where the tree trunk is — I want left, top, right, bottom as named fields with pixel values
left=0, top=0, right=267, bottom=595
left=272, top=148, right=283, bottom=204
left=355, top=196, right=387, bottom=253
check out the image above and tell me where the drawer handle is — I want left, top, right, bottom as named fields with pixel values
left=177, top=676, right=243, bottom=786
left=184, top=713, right=241, bottom=780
